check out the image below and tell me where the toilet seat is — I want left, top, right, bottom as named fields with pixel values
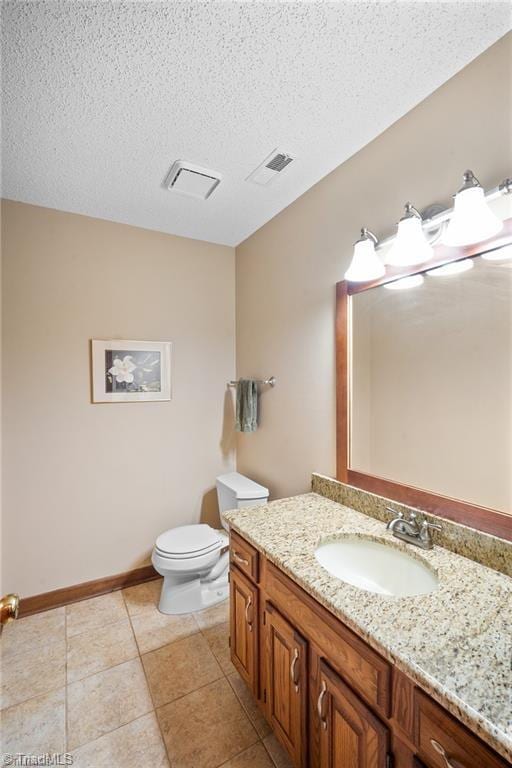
left=155, top=544, right=222, bottom=560
left=155, top=524, right=222, bottom=559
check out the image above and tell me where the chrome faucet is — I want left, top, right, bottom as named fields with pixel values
left=386, top=508, right=441, bottom=550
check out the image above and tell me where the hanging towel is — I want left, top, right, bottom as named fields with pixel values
left=235, top=379, right=258, bottom=433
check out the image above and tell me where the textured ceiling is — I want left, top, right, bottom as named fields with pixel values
left=2, top=2, right=510, bottom=246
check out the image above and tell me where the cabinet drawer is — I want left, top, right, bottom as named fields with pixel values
left=265, top=561, right=390, bottom=718
left=230, top=531, right=259, bottom=583
left=414, top=690, right=509, bottom=768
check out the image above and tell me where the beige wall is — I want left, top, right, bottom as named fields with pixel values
left=1, top=201, right=235, bottom=596
left=235, top=33, right=512, bottom=501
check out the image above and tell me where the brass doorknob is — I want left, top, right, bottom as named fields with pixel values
left=0, top=593, right=19, bottom=627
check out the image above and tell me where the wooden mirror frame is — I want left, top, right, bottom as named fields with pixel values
left=336, top=218, right=512, bottom=541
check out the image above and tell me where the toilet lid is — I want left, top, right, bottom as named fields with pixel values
left=155, top=524, right=222, bottom=556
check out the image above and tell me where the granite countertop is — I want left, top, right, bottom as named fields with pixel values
left=223, top=493, right=512, bottom=763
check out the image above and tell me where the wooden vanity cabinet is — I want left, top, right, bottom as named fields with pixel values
left=229, top=565, right=259, bottom=695
left=229, top=533, right=510, bottom=768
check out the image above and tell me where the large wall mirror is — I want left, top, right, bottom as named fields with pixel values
left=336, top=220, right=512, bottom=540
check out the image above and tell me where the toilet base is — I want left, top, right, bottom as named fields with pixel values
left=157, top=561, right=229, bottom=615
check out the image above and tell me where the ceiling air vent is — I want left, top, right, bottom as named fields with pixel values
left=266, top=153, right=294, bottom=172
left=246, top=149, right=295, bottom=186
left=165, top=160, right=221, bottom=200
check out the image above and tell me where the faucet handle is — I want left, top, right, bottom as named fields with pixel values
left=419, top=519, right=442, bottom=547
left=385, top=508, right=403, bottom=530
left=422, top=519, right=442, bottom=532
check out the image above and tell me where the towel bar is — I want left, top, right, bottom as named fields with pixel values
left=228, top=376, right=276, bottom=388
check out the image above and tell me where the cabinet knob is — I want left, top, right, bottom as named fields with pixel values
left=317, top=680, right=328, bottom=730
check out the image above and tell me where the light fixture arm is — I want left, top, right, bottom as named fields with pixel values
left=401, top=202, right=422, bottom=221
left=357, top=227, right=378, bottom=246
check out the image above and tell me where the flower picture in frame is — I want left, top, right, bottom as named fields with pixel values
left=91, top=340, right=172, bottom=402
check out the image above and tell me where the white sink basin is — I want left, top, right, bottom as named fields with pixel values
left=315, top=537, right=438, bottom=597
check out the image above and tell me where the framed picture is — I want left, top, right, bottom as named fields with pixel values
left=91, top=340, right=172, bottom=402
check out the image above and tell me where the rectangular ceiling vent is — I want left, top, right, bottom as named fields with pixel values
left=246, top=149, right=295, bottom=186
left=165, top=160, right=221, bottom=200
left=266, top=153, right=294, bottom=172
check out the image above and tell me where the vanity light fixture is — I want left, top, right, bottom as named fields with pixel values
left=344, top=170, right=511, bottom=283
left=426, top=258, right=474, bottom=277
left=443, top=170, right=503, bottom=247
left=383, top=274, right=425, bottom=290
left=386, top=203, right=433, bottom=267
left=344, top=228, right=385, bottom=282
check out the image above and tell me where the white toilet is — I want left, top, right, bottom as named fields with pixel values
left=152, top=472, right=269, bottom=614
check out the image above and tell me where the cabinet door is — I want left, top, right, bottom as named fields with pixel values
left=317, top=660, right=390, bottom=768
left=230, top=566, right=259, bottom=694
left=265, top=603, right=307, bottom=768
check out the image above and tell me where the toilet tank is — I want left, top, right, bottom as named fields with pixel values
left=216, top=472, right=269, bottom=529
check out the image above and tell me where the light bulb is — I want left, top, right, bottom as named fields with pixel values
left=344, top=229, right=385, bottom=282
left=386, top=204, right=433, bottom=266
left=426, top=259, right=474, bottom=277
left=444, top=171, right=503, bottom=247
left=384, top=274, right=424, bottom=290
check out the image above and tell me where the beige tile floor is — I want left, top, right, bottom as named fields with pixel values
left=0, top=578, right=293, bottom=768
